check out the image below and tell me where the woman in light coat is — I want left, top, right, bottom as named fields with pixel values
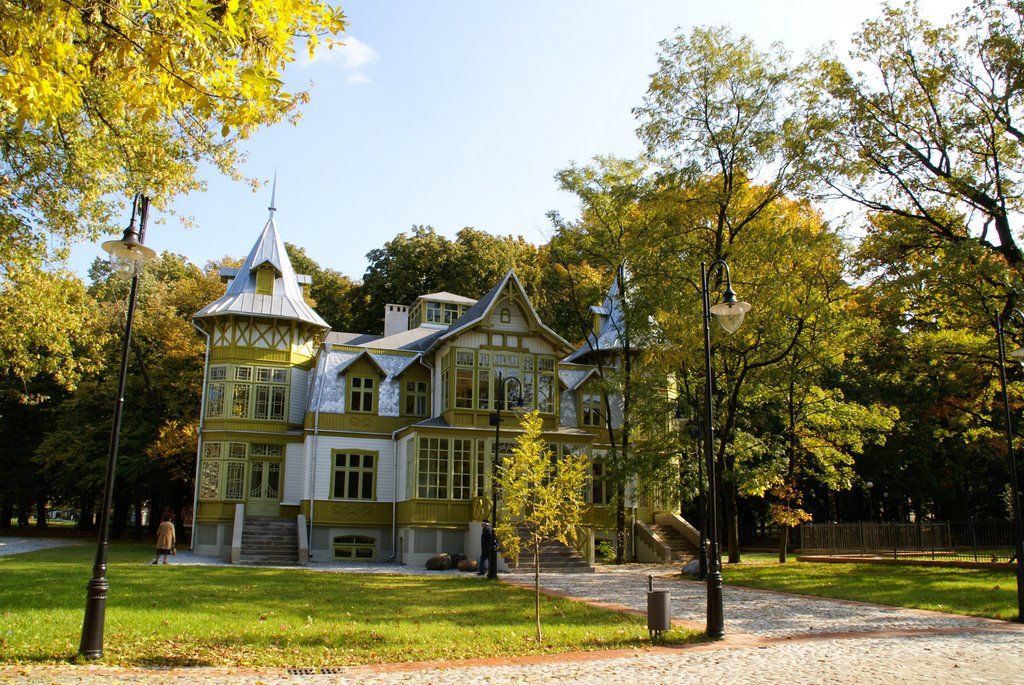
left=152, top=515, right=176, bottom=565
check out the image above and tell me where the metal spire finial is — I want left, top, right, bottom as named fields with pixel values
left=268, top=170, right=277, bottom=217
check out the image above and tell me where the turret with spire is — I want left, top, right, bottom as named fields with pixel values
left=194, top=177, right=328, bottom=330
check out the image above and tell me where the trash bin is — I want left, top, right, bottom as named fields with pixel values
left=647, top=575, right=671, bottom=639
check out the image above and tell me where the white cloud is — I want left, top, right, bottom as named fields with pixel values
left=303, top=35, right=379, bottom=84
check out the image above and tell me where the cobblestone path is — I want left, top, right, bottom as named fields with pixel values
left=3, top=565, right=1022, bottom=684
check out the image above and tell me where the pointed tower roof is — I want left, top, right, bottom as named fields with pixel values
left=194, top=187, right=329, bottom=329
left=564, top=272, right=627, bottom=363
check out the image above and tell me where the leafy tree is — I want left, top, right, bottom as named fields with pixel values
left=35, top=253, right=222, bottom=531
left=548, top=156, right=675, bottom=563
left=814, top=0, right=1024, bottom=298
left=285, top=242, right=363, bottom=331
left=838, top=214, right=1021, bottom=522
left=1, top=0, right=346, bottom=273
left=352, top=226, right=543, bottom=334
left=634, top=25, right=837, bottom=562
left=0, top=264, right=107, bottom=397
left=494, top=411, right=589, bottom=642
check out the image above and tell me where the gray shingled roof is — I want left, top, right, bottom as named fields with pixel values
left=417, top=291, right=478, bottom=305
left=434, top=270, right=571, bottom=352
left=565, top=275, right=626, bottom=363
left=194, top=212, right=329, bottom=329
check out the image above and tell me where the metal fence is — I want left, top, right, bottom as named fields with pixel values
left=800, top=520, right=1017, bottom=563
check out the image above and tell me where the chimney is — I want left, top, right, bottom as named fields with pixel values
left=384, top=304, right=409, bottom=337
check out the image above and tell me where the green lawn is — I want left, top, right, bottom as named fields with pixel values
left=0, top=543, right=698, bottom=667
left=717, top=553, right=1019, bottom=621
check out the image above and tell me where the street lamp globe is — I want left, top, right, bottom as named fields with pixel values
left=709, top=285, right=751, bottom=334
left=102, top=217, right=156, bottom=262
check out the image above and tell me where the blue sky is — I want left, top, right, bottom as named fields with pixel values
left=69, top=0, right=966, bottom=281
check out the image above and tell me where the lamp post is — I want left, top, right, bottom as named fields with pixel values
left=700, top=259, right=751, bottom=640
left=488, top=371, right=524, bottom=580
left=79, top=194, right=156, bottom=659
left=671, top=410, right=707, bottom=580
left=994, top=309, right=1024, bottom=623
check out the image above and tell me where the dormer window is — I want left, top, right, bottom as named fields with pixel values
left=255, top=267, right=275, bottom=296
left=349, top=376, right=376, bottom=413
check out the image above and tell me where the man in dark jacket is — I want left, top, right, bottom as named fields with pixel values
left=477, top=522, right=495, bottom=576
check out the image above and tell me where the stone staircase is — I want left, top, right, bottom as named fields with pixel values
left=506, top=531, right=594, bottom=574
left=238, top=518, right=298, bottom=565
left=648, top=523, right=698, bottom=562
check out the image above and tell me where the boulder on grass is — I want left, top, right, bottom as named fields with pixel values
left=457, top=558, right=478, bottom=573
left=681, top=559, right=700, bottom=576
left=425, top=553, right=451, bottom=571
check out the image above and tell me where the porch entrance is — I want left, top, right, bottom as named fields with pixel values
left=246, top=460, right=282, bottom=517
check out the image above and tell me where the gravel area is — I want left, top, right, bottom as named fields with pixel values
left=0, top=536, right=82, bottom=557
left=503, top=566, right=1012, bottom=638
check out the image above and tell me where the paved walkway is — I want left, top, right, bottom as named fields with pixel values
left=3, top=564, right=1023, bottom=683
left=0, top=536, right=83, bottom=557
left=503, top=565, right=1014, bottom=638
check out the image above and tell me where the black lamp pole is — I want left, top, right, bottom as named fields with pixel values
left=994, top=310, right=1024, bottom=623
left=488, top=371, right=523, bottom=580
left=699, top=259, right=750, bottom=640
left=80, top=195, right=155, bottom=659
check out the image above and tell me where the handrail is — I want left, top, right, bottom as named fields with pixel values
left=297, top=514, right=309, bottom=565
left=634, top=520, right=672, bottom=562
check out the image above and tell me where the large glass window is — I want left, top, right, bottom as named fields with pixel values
left=199, top=443, right=221, bottom=499
left=455, top=350, right=474, bottom=409
left=591, top=457, right=610, bottom=505
left=225, top=460, right=246, bottom=500
left=440, top=351, right=450, bottom=411
left=404, top=381, right=429, bottom=416
left=444, top=348, right=557, bottom=414
left=231, top=384, right=250, bottom=418
left=452, top=439, right=473, bottom=500
left=210, top=365, right=288, bottom=421
left=207, top=382, right=225, bottom=418
left=581, top=391, right=603, bottom=426
left=349, top=376, right=375, bottom=413
left=332, top=452, right=376, bottom=500
left=417, top=438, right=449, bottom=498
left=198, top=442, right=283, bottom=501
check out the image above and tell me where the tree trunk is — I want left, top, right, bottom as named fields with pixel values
left=723, top=463, right=740, bottom=564
left=779, top=526, right=789, bottom=563
left=534, top=536, right=543, bottom=642
left=615, top=487, right=626, bottom=563
left=78, top=496, right=94, bottom=531
left=0, top=502, right=12, bottom=529
left=34, top=495, right=47, bottom=529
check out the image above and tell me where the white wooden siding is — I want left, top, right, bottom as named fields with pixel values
left=289, top=367, right=309, bottom=424
left=523, top=336, right=556, bottom=355
left=282, top=442, right=305, bottom=504
left=312, top=436, right=396, bottom=501
left=489, top=297, right=528, bottom=332
left=396, top=436, right=413, bottom=502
